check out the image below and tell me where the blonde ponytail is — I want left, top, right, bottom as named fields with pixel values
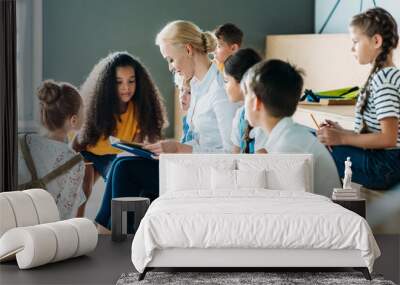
left=201, top=31, right=217, bottom=53
left=156, top=20, right=216, bottom=54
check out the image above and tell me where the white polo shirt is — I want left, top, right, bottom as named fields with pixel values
left=264, top=117, right=341, bottom=197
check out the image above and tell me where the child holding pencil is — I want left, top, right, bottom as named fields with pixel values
left=317, top=7, right=400, bottom=190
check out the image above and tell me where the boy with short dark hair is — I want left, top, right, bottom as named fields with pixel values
left=242, top=59, right=341, bottom=197
left=214, top=23, right=243, bottom=71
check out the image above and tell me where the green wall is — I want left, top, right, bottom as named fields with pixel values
left=43, top=0, right=315, bottom=137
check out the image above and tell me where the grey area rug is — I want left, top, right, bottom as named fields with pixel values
left=116, top=271, right=396, bottom=285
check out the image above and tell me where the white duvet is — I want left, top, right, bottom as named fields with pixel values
left=131, top=190, right=380, bottom=273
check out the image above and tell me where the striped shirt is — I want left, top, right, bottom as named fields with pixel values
left=354, top=67, right=400, bottom=147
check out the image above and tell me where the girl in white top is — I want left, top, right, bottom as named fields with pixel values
left=18, top=80, right=85, bottom=219
left=145, top=20, right=239, bottom=154
left=223, top=48, right=268, bottom=153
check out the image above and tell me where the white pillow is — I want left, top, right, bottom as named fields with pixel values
left=237, top=159, right=310, bottom=191
left=211, top=168, right=267, bottom=190
left=266, top=161, right=308, bottom=191
left=166, top=160, right=235, bottom=192
left=236, top=169, right=267, bottom=189
left=211, top=168, right=236, bottom=190
left=167, top=163, right=209, bottom=191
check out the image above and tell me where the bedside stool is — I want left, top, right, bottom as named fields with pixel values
left=111, top=197, right=150, bottom=242
left=332, top=198, right=366, bottom=218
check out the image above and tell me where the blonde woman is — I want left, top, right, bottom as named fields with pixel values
left=145, top=20, right=239, bottom=154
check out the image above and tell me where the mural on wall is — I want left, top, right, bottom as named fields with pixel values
left=15, top=0, right=399, bottom=235
left=16, top=0, right=315, bottom=222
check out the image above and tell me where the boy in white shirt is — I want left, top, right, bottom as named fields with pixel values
left=242, top=59, right=341, bottom=197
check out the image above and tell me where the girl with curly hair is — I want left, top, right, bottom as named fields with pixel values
left=75, top=51, right=167, bottom=218
left=317, top=7, right=400, bottom=190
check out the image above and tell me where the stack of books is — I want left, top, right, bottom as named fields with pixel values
left=332, top=188, right=359, bottom=200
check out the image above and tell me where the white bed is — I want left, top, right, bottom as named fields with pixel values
left=131, top=154, right=380, bottom=280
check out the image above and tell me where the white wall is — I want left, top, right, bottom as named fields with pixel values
left=315, top=0, right=400, bottom=33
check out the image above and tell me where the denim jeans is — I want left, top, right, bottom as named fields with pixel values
left=80, top=151, right=116, bottom=180
left=330, top=145, right=400, bottom=190
left=95, top=156, right=159, bottom=230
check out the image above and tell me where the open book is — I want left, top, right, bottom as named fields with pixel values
left=109, top=136, right=155, bottom=160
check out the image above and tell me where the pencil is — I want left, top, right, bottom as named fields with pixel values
left=310, top=113, right=320, bottom=130
left=310, top=113, right=333, bottom=152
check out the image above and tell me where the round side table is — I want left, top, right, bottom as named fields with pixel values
left=111, top=197, right=150, bottom=242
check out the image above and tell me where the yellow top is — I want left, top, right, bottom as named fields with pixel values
left=216, top=61, right=225, bottom=73
left=87, top=101, right=138, bottom=155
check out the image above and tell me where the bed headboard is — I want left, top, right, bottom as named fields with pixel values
left=266, top=34, right=400, bottom=91
left=159, top=154, right=313, bottom=195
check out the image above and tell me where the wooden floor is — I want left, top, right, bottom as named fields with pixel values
left=0, top=235, right=399, bottom=285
